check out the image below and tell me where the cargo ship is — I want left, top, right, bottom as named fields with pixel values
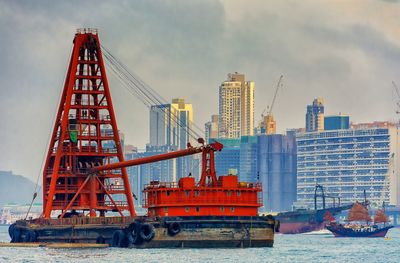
left=263, top=185, right=352, bottom=234
left=274, top=205, right=352, bottom=234
left=326, top=202, right=393, bottom=238
left=8, top=29, right=277, bottom=248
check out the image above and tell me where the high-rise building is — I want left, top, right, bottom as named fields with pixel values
left=306, top=98, right=325, bottom=132
left=149, top=98, right=194, bottom=181
left=212, top=133, right=297, bottom=212
left=258, top=114, right=276, bottom=135
left=239, top=136, right=258, bottom=182
left=205, top=115, right=219, bottom=142
left=149, top=98, right=193, bottom=149
left=257, top=134, right=297, bottom=212
left=213, top=138, right=241, bottom=176
left=218, top=72, right=254, bottom=138
left=296, top=122, right=400, bottom=208
left=324, top=114, right=350, bottom=130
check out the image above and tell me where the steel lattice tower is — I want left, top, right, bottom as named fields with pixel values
left=42, top=29, right=135, bottom=218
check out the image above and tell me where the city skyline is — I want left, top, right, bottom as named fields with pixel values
left=1, top=0, right=400, bottom=181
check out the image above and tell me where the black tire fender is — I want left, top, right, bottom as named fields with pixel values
left=111, top=230, right=126, bottom=247
left=139, top=223, right=155, bottom=242
left=11, top=228, right=21, bottom=243
left=129, top=222, right=141, bottom=244
left=168, top=222, right=181, bottom=236
left=96, top=235, right=105, bottom=244
left=8, top=223, right=16, bottom=239
left=23, top=230, right=37, bottom=242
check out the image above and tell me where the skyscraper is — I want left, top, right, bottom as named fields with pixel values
left=218, top=72, right=254, bottom=138
left=149, top=98, right=193, bottom=149
left=306, top=98, right=325, bottom=132
left=324, top=114, right=350, bottom=130
left=258, top=114, right=277, bottom=135
left=213, top=138, right=241, bottom=176
left=149, top=98, right=195, bottom=181
left=239, top=136, right=258, bottom=182
left=205, top=114, right=219, bottom=142
left=257, top=134, right=297, bottom=212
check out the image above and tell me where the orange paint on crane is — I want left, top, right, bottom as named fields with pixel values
left=42, top=29, right=135, bottom=218
left=41, top=29, right=263, bottom=220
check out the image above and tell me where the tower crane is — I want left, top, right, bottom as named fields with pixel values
left=260, top=75, right=283, bottom=134
left=392, top=81, right=400, bottom=114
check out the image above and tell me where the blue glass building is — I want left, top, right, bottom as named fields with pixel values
left=257, top=134, right=297, bottom=212
left=213, top=138, right=241, bottom=176
left=239, top=136, right=258, bottom=182
left=324, top=115, right=350, bottom=130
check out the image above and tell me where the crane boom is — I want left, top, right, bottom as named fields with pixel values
left=267, top=75, right=284, bottom=115
left=91, top=141, right=223, bottom=173
left=392, top=81, right=400, bottom=99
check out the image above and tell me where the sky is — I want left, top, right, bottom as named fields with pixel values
left=1, top=0, right=400, bottom=181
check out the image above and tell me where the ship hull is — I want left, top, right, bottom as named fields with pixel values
left=275, top=204, right=352, bottom=234
left=326, top=224, right=393, bottom=238
left=9, top=216, right=276, bottom=248
left=279, top=222, right=325, bottom=234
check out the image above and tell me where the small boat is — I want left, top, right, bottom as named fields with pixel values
left=326, top=202, right=393, bottom=237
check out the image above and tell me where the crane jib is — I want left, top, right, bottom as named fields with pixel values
left=90, top=141, right=223, bottom=173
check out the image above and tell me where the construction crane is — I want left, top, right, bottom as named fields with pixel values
left=392, top=81, right=400, bottom=114
left=260, top=75, right=283, bottom=134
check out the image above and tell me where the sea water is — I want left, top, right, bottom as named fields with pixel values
left=0, top=226, right=398, bottom=263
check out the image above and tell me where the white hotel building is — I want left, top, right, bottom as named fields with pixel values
left=296, top=122, right=400, bottom=208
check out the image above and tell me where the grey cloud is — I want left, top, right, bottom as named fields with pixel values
left=0, top=0, right=399, bottom=181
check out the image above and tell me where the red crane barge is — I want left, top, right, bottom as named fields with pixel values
left=8, top=29, right=277, bottom=248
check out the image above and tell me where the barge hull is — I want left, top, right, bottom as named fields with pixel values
left=9, top=216, right=276, bottom=248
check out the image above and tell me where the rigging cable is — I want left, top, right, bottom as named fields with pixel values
left=101, top=46, right=205, bottom=142
left=25, top=43, right=75, bottom=220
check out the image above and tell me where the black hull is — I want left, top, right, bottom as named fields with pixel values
left=275, top=204, right=352, bottom=234
left=326, top=224, right=393, bottom=237
left=9, top=216, right=276, bottom=248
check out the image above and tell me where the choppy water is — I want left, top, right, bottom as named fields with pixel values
left=0, top=226, right=399, bottom=263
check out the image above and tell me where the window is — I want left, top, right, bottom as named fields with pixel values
left=185, top=207, right=190, bottom=213
left=226, top=191, right=232, bottom=197
left=195, top=191, right=200, bottom=197
left=220, top=206, right=225, bottom=212
left=196, top=207, right=200, bottom=212
left=185, top=190, right=190, bottom=197
left=164, top=207, right=168, bottom=213
left=236, top=191, right=241, bottom=196
left=166, top=191, right=170, bottom=197
left=230, top=207, right=235, bottom=212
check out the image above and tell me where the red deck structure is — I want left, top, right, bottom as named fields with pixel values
left=143, top=176, right=262, bottom=217
left=142, top=145, right=262, bottom=217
